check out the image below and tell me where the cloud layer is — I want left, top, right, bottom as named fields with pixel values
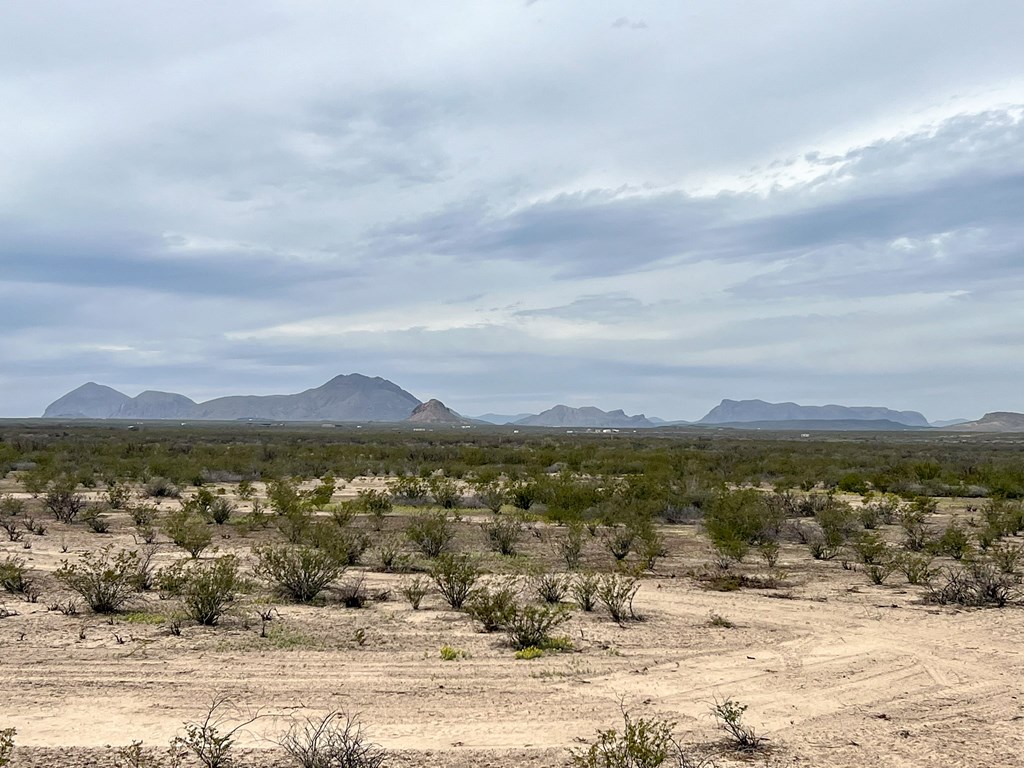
left=2, top=1, right=1023, bottom=420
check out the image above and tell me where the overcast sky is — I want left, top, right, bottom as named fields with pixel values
left=2, top=1, right=1023, bottom=421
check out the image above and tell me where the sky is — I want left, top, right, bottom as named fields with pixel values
left=2, top=1, right=1023, bottom=421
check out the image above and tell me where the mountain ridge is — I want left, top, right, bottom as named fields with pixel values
left=698, top=398, right=930, bottom=427
left=43, top=374, right=422, bottom=422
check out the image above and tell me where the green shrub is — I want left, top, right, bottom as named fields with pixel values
left=439, top=645, right=468, bottom=661
left=55, top=547, right=140, bottom=613
left=0, top=727, right=14, bottom=768
left=466, top=580, right=519, bottom=631
left=598, top=573, right=640, bottom=623
left=570, top=572, right=600, bottom=612
left=181, top=557, right=241, bottom=625
left=515, top=646, right=545, bottom=660
left=399, top=576, right=431, bottom=610
left=406, top=510, right=458, bottom=558
left=704, top=489, right=780, bottom=563
left=427, top=476, right=461, bottom=509
left=0, top=555, right=32, bottom=597
left=534, top=571, right=570, bottom=604
left=937, top=521, right=972, bottom=560
left=557, top=524, right=586, bottom=571
left=473, top=480, right=507, bottom=513
left=252, top=543, right=346, bottom=603
left=711, top=698, right=765, bottom=751
left=485, top=516, right=523, bottom=556
left=570, top=709, right=688, bottom=768
left=162, top=508, right=213, bottom=558
left=430, top=553, right=479, bottom=609
left=504, top=603, right=571, bottom=650
left=45, top=480, right=86, bottom=523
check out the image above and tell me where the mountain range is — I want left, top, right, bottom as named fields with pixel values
left=39, top=377, right=1024, bottom=432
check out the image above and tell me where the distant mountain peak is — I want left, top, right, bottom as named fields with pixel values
left=43, top=374, right=422, bottom=422
left=406, top=399, right=477, bottom=425
left=698, top=399, right=929, bottom=427
left=515, top=405, right=655, bottom=428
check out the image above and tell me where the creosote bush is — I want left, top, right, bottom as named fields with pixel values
left=570, top=707, right=710, bottom=768
left=181, top=557, right=241, bottom=625
left=253, top=543, right=346, bottom=603
left=278, top=710, right=386, bottom=768
left=504, top=602, right=571, bottom=650
left=430, top=553, right=479, bottom=609
left=598, top=573, right=641, bottom=623
left=406, top=510, right=458, bottom=558
left=162, top=508, right=214, bottom=559
left=55, top=546, right=140, bottom=613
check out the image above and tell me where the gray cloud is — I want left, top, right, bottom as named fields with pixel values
left=2, top=2, right=1024, bottom=419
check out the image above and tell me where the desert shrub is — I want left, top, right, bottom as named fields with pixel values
left=55, top=546, right=140, bottom=613
left=406, top=510, right=458, bottom=558
left=208, top=498, right=234, bottom=525
left=0, top=728, right=14, bottom=768
left=570, top=709, right=703, bottom=768
left=105, top=482, right=133, bottom=510
left=439, top=645, right=468, bottom=661
left=145, top=477, right=181, bottom=499
left=338, top=573, right=369, bottom=609
left=181, top=556, right=241, bottom=625
left=0, top=519, right=21, bottom=542
left=357, top=490, right=392, bottom=531
left=173, top=696, right=262, bottom=768
left=570, top=572, right=600, bottom=611
left=129, top=504, right=157, bottom=527
left=937, top=521, right=972, bottom=561
left=252, top=543, right=346, bottom=603
left=504, top=603, right=571, bottom=650
left=374, top=537, right=407, bottom=573
left=711, top=698, right=765, bottom=752
left=864, top=560, right=896, bottom=585
left=473, top=480, right=507, bottom=513
left=633, top=526, right=668, bottom=571
left=604, top=526, right=635, bottom=562
left=557, top=524, right=586, bottom=571
left=398, top=575, right=431, bottom=610
left=897, top=552, right=938, bottom=585
left=507, top=478, right=540, bottom=511
left=990, top=542, right=1023, bottom=574
left=598, top=573, right=640, bottom=623
left=812, top=499, right=856, bottom=559
left=45, top=481, right=86, bottom=523
left=311, top=523, right=371, bottom=566
left=0, top=555, right=32, bottom=596
left=388, top=476, right=427, bottom=504
left=534, top=571, right=570, bottom=604
left=0, top=495, right=25, bottom=518
left=278, top=710, right=386, bottom=768
left=466, top=579, right=520, bottom=631
left=927, top=562, right=1016, bottom=607
left=163, top=508, right=213, bottom=558
left=430, top=553, right=479, bottom=609
left=485, top=515, right=523, bottom=556
left=427, top=476, right=461, bottom=508
left=850, top=532, right=889, bottom=565
left=900, top=508, right=932, bottom=552
left=82, top=507, right=110, bottom=533
left=703, top=489, right=781, bottom=563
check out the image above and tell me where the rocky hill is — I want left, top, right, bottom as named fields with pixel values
left=514, top=405, right=655, bottom=428
left=942, top=412, right=1024, bottom=432
left=405, top=399, right=478, bottom=425
left=43, top=374, right=422, bottom=422
left=698, top=399, right=929, bottom=427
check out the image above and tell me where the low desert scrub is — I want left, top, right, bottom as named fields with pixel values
left=179, top=557, right=242, bottom=625
left=278, top=710, right=386, bottom=768
left=45, top=481, right=87, bottom=523
left=0, top=727, right=13, bottom=768
left=82, top=507, right=111, bottom=533
left=990, top=542, right=1023, bottom=574
left=534, top=571, right=571, bottom=604
left=430, top=553, right=479, bottom=609
left=557, top=524, right=586, bottom=571
left=485, top=515, right=524, bottom=556
left=570, top=707, right=712, bottom=768
left=707, top=612, right=735, bottom=628
left=55, top=546, right=140, bottom=613
left=897, top=552, right=938, bottom=585
left=163, top=508, right=214, bottom=559
left=598, top=573, right=640, bottom=623
left=926, top=562, right=1016, bottom=608
left=406, top=510, right=458, bottom=558
left=439, top=644, right=468, bottom=661
left=712, top=697, right=766, bottom=752
left=252, top=543, right=346, bottom=603
left=173, top=696, right=264, bottom=768
left=466, top=579, right=520, bottom=631
left=399, top=575, right=431, bottom=610
left=0, top=555, right=33, bottom=597
left=570, top=572, right=600, bottom=611
left=427, top=476, right=461, bottom=509
left=504, top=603, right=571, bottom=651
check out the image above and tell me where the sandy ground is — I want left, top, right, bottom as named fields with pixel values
left=1, top=484, right=1022, bottom=767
